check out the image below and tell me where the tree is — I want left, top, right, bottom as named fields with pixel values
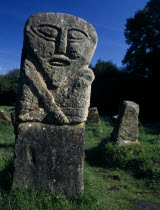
left=90, top=60, right=130, bottom=115
left=123, top=0, right=160, bottom=78
left=0, top=68, right=20, bottom=105
left=92, top=59, right=119, bottom=76
left=7, top=68, right=20, bottom=79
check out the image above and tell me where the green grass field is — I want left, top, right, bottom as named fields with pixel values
left=0, top=106, right=160, bottom=209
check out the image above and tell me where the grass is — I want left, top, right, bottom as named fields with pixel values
left=0, top=106, right=160, bottom=209
left=0, top=106, right=14, bottom=118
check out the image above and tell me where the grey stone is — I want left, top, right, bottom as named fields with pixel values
left=15, top=12, right=97, bottom=125
left=14, top=13, right=97, bottom=195
left=132, top=201, right=160, bottom=210
left=14, top=122, right=85, bottom=195
left=86, top=107, right=100, bottom=124
left=0, top=110, right=12, bottom=125
left=111, top=101, right=140, bottom=146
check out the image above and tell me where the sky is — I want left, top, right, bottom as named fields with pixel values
left=0, top=0, right=149, bottom=74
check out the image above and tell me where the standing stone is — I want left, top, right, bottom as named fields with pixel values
left=86, top=107, right=100, bottom=124
left=111, top=101, right=140, bottom=146
left=13, top=13, right=97, bottom=195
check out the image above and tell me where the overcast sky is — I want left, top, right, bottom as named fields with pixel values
left=0, top=0, right=149, bottom=74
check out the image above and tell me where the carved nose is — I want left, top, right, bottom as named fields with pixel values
left=57, top=32, right=67, bottom=54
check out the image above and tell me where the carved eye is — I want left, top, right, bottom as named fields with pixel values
left=68, top=29, right=88, bottom=41
left=31, top=25, right=59, bottom=41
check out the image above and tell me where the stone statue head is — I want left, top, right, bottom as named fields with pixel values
left=22, top=13, right=97, bottom=86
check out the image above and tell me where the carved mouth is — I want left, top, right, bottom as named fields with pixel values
left=49, top=55, right=71, bottom=66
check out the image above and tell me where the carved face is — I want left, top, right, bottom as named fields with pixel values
left=23, top=13, right=97, bottom=86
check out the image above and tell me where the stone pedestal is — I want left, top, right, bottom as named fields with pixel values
left=14, top=122, right=85, bottom=195
left=13, top=12, right=97, bottom=195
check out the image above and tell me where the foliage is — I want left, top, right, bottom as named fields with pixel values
left=0, top=69, right=19, bottom=106
left=92, top=59, right=119, bottom=76
left=90, top=59, right=160, bottom=122
left=123, top=0, right=160, bottom=78
left=91, top=60, right=130, bottom=116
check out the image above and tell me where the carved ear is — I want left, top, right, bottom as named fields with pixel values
left=80, top=68, right=95, bottom=83
left=71, top=69, right=95, bottom=92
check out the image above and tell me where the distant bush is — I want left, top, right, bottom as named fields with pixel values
left=0, top=69, right=19, bottom=106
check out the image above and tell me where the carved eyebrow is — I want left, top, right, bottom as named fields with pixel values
left=68, top=28, right=88, bottom=38
left=38, top=24, right=60, bottom=30
left=29, top=24, right=60, bottom=41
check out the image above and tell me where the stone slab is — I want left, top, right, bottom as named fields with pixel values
left=14, top=122, right=85, bottom=195
left=86, top=107, right=100, bottom=124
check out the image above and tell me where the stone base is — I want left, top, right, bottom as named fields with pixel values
left=117, top=139, right=140, bottom=146
left=13, top=122, right=85, bottom=196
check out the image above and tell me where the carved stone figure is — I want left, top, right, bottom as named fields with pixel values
left=15, top=12, right=97, bottom=125
left=14, top=13, right=97, bottom=195
left=111, top=101, right=140, bottom=146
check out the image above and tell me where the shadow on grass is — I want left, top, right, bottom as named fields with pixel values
left=0, top=158, right=14, bottom=192
left=142, top=122, right=160, bottom=135
left=0, top=143, right=14, bottom=149
left=85, top=134, right=160, bottom=182
left=85, top=137, right=110, bottom=167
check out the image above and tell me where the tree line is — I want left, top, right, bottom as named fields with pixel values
left=0, top=0, right=159, bottom=122
left=0, top=69, right=19, bottom=106
left=91, top=60, right=158, bottom=122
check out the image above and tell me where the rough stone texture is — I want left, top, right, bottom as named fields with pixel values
left=132, top=201, right=160, bottom=210
left=0, top=110, right=12, bottom=125
left=14, top=13, right=97, bottom=195
left=111, top=101, right=140, bottom=146
left=14, top=122, right=85, bottom=195
left=86, top=107, right=100, bottom=124
left=15, top=12, right=97, bottom=125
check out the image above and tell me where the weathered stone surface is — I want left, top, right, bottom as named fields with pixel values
left=111, top=101, right=140, bottom=146
left=132, top=201, right=160, bottom=210
left=14, top=122, right=85, bottom=195
left=15, top=12, right=97, bottom=125
left=0, top=110, right=12, bottom=125
left=14, top=13, right=97, bottom=195
left=86, top=107, right=100, bottom=124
